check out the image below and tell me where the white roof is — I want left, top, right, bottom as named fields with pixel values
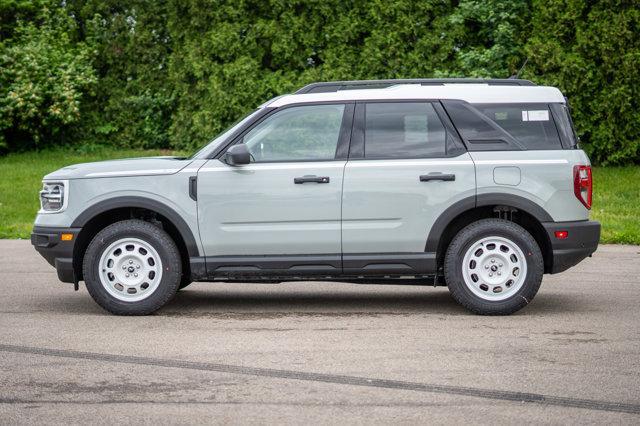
left=267, top=84, right=565, bottom=107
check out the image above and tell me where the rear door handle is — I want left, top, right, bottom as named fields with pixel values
left=420, top=173, right=456, bottom=182
left=294, top=175, right=330, bottom=184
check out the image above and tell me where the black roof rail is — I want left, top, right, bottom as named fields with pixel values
left=295, top=78, right=536, bottom=94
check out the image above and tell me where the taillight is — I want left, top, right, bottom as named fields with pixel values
left=573, top=165, right=592, bottom=209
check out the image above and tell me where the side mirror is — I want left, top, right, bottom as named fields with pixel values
left=225, top=144, right=251, bottom=166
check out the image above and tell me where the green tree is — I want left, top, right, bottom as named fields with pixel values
left=437, top=0, right=531, bottom=77
left=0, top=0, right=50, bottom=40
left=0, top=3, right=96, bottom=150
left=66, top=0, right=174, bottom=149
left=0, top=0, right=638, bottom=164
left=167, top=0, right=458, bottom=150
left=525, top=0, right=640, bottom=165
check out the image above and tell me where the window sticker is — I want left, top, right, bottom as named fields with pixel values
left=522, top=110, right=549, bottom=122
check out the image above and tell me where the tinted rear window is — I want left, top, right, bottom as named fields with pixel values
left=473, top=103, right=562, bottom=150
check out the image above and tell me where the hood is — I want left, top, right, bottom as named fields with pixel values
left=43, top=156, right=194, bottom=180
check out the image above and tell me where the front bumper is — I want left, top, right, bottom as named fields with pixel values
left=31, top=226, right=81, bottom=283
left=543, top=220, right=600, bottom=274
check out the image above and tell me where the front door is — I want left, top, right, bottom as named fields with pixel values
left=197, top=103, right=353, bottom=275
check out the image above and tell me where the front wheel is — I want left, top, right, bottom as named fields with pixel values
left=83, top=219, right=182, bottom=315
left=444, top=219, right=543, bottom=315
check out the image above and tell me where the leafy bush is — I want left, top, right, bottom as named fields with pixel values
left=440, top=0, right=531, bottom=78
left=0, top=0, right=638, bottom=164
left=0, top=3, right=96, bottom=151
left=67, top=0, right=174, bottom=149
left=525, top=0, right=640, bottom=165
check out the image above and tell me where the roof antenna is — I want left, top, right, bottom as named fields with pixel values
left=509, top=57, right=528, bottom=79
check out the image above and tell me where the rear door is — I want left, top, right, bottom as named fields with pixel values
left=341, top=101, right=475, bottom=275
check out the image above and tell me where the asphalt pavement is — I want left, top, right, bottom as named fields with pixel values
left=0, top=240, right=639, bottom=424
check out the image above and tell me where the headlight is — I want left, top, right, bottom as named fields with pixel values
left=39, top=181, right=68, bottom=213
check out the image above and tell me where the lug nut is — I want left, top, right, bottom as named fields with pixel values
left=125, top=273, right=130, bottom=277
left=484, top=265, right=489, bottom=269
left=499, top=263, right=503, bottom=267
left=134, top=273, right=138, bottom=277
left=491, top=259, right=495, bottom=263
left=129, top=260, right=133, bottom=264
left=136, top=265, right=140, bottom=269
left=122, top=265, right=126, bottom=270
left=497, top=272, right=502, bottom=276
left=489, top=273, right=493, bottom=277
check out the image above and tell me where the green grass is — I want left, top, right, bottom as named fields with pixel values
left=591, top=166, right=640, bottom=244
left=1, top=148, right=639, bottom=244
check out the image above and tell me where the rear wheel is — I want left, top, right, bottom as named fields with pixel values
left=83, top=219, right=182, bottom=315
left=444, top=218, right=543, bottom=315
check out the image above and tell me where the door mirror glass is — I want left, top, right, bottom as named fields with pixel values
left=225, top=144, right=251, bottom=166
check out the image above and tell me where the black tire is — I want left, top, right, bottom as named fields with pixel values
left=444, top=218, right=543, bottom=315
left=82, top=219, right=182, bottom=315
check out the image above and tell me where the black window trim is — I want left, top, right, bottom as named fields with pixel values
left=441, top=99, right=528, bottom=152
left=548, top=102, right=578, bottom=149
left=213, top=101, right=355, bottom=164
left=348, top=99, right=468, bottom=161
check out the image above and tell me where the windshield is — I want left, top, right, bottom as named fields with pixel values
left=190, top=109, right=262, bottom=159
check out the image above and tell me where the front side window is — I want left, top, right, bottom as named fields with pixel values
left=364, top=102, right=448, bottom=159
left=242, top=104, right=345, bottom=162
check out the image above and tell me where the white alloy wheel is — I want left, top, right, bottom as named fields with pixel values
left=98, top=238, right=163, bottom=302
left=461, top=236, right=527, bottom=301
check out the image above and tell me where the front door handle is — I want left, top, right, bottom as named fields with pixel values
left=420, top=173, right=456, bottom=182
left=294, top=175, right=330, bottom=184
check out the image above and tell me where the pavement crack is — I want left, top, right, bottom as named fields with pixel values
left=0, top=343, right=639, bottom=415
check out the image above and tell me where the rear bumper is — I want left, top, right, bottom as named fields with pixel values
left=543, top=220, right=600, bottom=274
left=31, top=226, right=81, bottom=283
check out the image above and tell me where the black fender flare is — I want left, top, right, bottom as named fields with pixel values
left=71, top=196, right=200, bottom=257
left=425, top=193, right=553, bottom=253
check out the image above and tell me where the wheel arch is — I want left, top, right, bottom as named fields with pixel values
left=427, top=194, right=553, bottom=273
left=71, top=196, right=200, bottom=281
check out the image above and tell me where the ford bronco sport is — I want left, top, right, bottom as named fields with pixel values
left=32, top=79, right=600, bottom=315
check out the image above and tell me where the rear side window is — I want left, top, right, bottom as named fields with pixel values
left=474, top=103, right=562, bottom=150
left=442, top=100, right=563, bottom=151
left=364, top=102, right=450, bottom=158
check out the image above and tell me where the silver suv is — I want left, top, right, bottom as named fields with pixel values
left=31, top=79, right=600, bottom=315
